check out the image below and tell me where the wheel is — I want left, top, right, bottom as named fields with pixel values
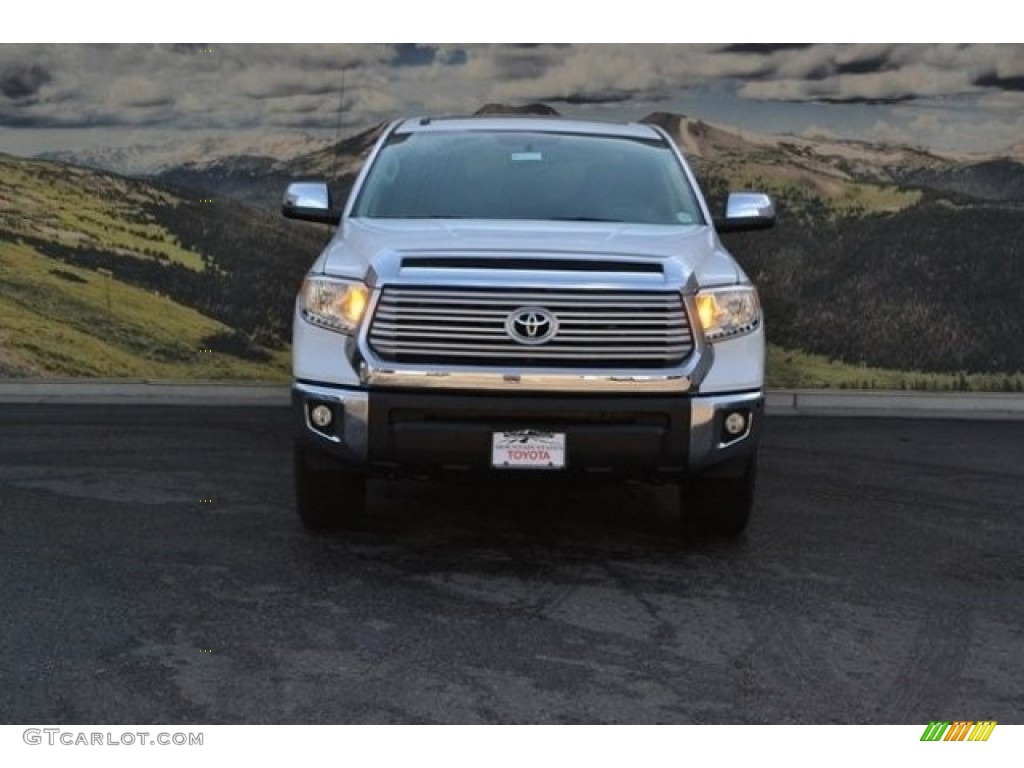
left=293, top=444, right=367, bottom=532
left=681, top=455, right=757, bottom=538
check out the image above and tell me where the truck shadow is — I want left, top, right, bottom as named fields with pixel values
left=300, top=475, right=752, bottom=566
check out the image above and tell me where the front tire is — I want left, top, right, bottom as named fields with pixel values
left=293, top=444, right=367, bottom=532
left=681, top=455, right=757, bottom=538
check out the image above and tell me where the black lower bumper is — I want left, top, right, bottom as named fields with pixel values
left=293, top=382, right=762, bottom=479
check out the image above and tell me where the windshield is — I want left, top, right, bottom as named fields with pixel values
left=351, top=129, right=705, bottom=226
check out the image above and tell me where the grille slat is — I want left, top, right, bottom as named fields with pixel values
left=373, top=322, right=688, bottom=336
left=376, top=309, right=685, bottom=322
left=370, top=345, right=692, bottom=360
left=368, top=286, right=694, bottom=368
left=377, top=291, right=678, bottom=306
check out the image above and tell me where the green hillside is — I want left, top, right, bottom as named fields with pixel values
left=0, top=241, right=287, bottom=378
left=0, top=153, right=316, bottom=379
left=719, top=198, right=1024, bottom=375
left=1, top=154, right=204, bottom=270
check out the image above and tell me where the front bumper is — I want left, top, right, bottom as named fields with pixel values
left=293, top=381, right=762, bottom=478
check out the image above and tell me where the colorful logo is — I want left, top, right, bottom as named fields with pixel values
left=920, top=721, right=997, bottom=742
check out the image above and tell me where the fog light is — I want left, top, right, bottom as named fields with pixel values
left=724, top=411, right=748, bottom=436
left=310, top=404, right=333, bottom=429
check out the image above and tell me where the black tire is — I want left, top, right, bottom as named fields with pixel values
left=293, top=444, right=367, bottom=532
left=681, top=455, right=757, bottom=538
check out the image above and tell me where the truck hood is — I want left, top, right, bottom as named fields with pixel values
left=316, top=219, right=745, bottom=287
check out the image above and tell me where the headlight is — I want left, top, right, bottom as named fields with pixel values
left=695, top=286, right=760, bottom=342
left=298, top=276, right=369, bottom=335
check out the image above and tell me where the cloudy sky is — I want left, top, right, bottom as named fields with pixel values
left=1, top=43, right=1022, bottom=160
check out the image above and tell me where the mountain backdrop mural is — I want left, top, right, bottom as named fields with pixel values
left=1, top=44, right=1022, bottom=388
left=2, top=105, right=1022, bottom=388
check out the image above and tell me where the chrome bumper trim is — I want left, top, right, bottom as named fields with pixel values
left=358, top=364, right=703, bottom=394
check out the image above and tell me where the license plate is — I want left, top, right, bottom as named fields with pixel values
left=492, top=430, right=566, bottom=469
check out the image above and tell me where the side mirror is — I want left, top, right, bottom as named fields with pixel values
left=715, top=192, right=776, bottom=233
left=282, top=182, right=341, bottom=225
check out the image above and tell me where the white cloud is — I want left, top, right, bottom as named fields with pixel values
left=106, top=76, right=171, bottom=108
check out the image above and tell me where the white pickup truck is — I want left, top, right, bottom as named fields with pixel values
left=282, top=115, right=775, bottom=537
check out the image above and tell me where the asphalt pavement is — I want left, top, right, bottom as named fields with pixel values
left=1, top=405, right=1021, bottom=724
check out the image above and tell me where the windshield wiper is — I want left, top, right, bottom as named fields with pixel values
left=546, top=216, right=627, bottom=223
left=383, top=214, right=470, bottom=219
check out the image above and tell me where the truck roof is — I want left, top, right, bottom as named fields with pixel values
left=392, top=115, right=663, bottom=140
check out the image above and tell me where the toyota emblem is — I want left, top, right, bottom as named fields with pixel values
left=505, top=306, right=558, bottom=345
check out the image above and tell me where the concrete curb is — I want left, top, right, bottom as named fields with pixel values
left=0, top=379, right=290, bottom=406
left=0, top=380, right=1023, bottom=419
left=765, top=390, right=1024, bottom=420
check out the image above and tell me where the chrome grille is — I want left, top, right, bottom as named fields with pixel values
left=367, top=287, right=693, bottom=368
